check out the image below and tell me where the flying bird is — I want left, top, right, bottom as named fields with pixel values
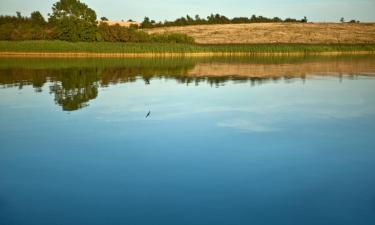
left=145, top=110, right=151, bottom=118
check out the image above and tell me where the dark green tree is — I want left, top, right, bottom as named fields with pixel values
left=30, top=11, right=46, bottom=25
left=49, top=0, right=97, bottom=41
left=16, top=11, right=22, bottom=19
left=141, top=17, right=154, bottom=28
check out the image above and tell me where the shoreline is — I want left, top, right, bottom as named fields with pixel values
left=1, top=51, right=374, bottom=58
left=1, top=41, right=375, bottom=58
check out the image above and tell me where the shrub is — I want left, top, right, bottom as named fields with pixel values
left=97, top=23, right=194, bottom=43
left=150, top=33, right=195, bottom=44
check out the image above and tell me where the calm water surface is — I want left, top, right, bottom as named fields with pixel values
left=1, top=56, right=375, bottom=225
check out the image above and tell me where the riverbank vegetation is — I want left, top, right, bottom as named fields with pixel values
left=1, top=41, right=374, bottom=54
left=1, top=55, right=374, bottom=70
left=96, top=23, right=194, bottom=43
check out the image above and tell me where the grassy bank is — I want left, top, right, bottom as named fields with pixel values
left=1, top=41, right=375, bottom=56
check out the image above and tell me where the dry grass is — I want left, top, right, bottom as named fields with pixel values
left=145, top=23, right=375, bottom=44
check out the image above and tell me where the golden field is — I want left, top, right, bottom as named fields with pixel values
left=145, top=23, right=375, bottom=44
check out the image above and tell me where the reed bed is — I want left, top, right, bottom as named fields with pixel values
left=1, top=55, right=374, bottom=70
left=1, top=41, right=375, bottom=55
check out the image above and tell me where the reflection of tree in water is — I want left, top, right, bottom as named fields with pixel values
left=49, top=69, right=99, bottom=111
left=1, top=56, right=373, bottom=111
left=0, top=69, right=48, bottom=92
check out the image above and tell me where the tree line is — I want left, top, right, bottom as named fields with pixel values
left=140, top=14, right=308, bottom=28
left=0, top=0, right=193, bottom=43
left=0, top=11, right=56, bottom=40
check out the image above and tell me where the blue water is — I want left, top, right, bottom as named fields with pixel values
left=1, top=58, right=375, bottom=225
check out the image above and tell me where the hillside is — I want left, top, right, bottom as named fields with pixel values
left=144, top=23, right=375, bottom=44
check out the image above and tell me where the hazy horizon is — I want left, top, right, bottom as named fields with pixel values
left=0, top=0, right=374, bottom=22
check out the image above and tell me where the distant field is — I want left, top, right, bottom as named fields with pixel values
left=145, top=23, right=375, bottom=44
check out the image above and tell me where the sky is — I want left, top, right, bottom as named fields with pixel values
left=0, top=0, right=374, bottom=22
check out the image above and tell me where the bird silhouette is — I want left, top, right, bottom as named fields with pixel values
left=145, top=110, right=151, bottom=118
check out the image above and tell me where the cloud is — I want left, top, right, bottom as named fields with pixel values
left=217, top=119, right=280, bottom=132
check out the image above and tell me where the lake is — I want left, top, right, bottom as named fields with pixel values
left=1, top=55, right=375, bottom=225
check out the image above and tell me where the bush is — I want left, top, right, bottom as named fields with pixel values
left=0, top=12, right=57, bottom=41
left=97, top=22, right=148, bottom=42
left=97, top=22, right=194, bottom=44
left=150, top=33, right=195, bottom=44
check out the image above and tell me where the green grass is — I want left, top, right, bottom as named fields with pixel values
left=1, top=40, right=375, bottom=53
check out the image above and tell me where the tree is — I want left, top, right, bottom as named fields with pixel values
left=31, top=11, right=46, bottom=25
left=141, top=17, right=153, bottom=28
left=340, top=17, right=345, bottom=23
left=100, top=17, right=108, bottom=21
left=349, top=19, right=359, bottom=23
left=49, top=0, right=97, bottom=41
left=16, top=12, right=22, bottom=19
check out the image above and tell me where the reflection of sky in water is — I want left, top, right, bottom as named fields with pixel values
left=93, top=76, right=375, bottom=131
left=1, top=75, right=375, bottom=225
